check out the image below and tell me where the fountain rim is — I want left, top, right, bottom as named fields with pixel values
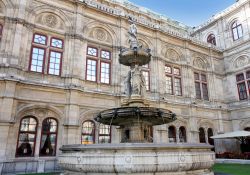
left=60, top=143, right=214, bottom=151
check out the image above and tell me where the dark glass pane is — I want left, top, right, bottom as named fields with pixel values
left=101, top=50, right=111, bottom=59
left=100, top=62, right=110, bottom=84
left=199, top=128, right=206, bottom=143
left=143, top=71, right=150, bottom=91
left=201, top=74, right=207, bottom=82
left=165, top=66, right=172, bottom=74
left=173, top=68, right=180, bottom=76
left=48, top=51, right=61, bottom=76
left=237, top=82, right=247, bottom=100
left=195, top=82, right=201, bottom=99
left=174, top=78, right=182, bottom=96
left=87, top=47, right=97, bottom=57
left=16, top=133, right=35, bottom=157
left=207, top=128, right=214, bottom=146
left=179, top=127, right=187, bottom=143
left=99, top=124, right=111, bottom=143
left=236, top=73, right=245, bottom=82
left=202, top=83, right=209, bottom=100
left=30, top=47, right=45, bottom=73
left=246, top=71, right=250, bottom=79
left=42, top=118, right=57, bottom=133
left=168, top=126, right=176, bottom=143
left=40, top=134, right=56, bottom=156
left=194, top=73, right=199, bottom=81
left=82, top=135, right=94, bottom=144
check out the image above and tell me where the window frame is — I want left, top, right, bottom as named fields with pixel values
left=236, top=72, right=249, bottom=101
left=194, top=72, right=209, bottom=100
left=81, top=120, right=96, bottom=144
left=0, top=24, right=3, bottom=40
left=29, top=33, right=64, bottom=76
left=231, top=21, right=243, bottom=41
left=98, top=124, right=111, bottom=144
left=168, top=125, right=177, bottom=143
left=85, top=46, right=112, bottom=85
left=16, top=116, right=38, bottom=157
left=207, top=34, right=216, bottom=46
left=39, top=117, right=58, bottom=157
left=165, top=65, right=182, bottom=96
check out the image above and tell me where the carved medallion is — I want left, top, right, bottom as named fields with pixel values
left=44, top=14, right=58, bottom=28
left=95, top=28, right=107, bottom=41
left=235, top=56, right=248, bottom=68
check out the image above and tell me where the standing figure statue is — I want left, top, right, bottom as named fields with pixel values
left=130, top=65, right=146, bottom=97
left=128, top=17, right=139, bottom=50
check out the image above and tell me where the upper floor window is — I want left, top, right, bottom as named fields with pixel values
left=16, top=117, right=38, bottom=157
left=40, top=118, right=58, bottom=157
left=29, top=33, right=63, bottom=76
left=142, top=64, right=150, bottom=91
left=98, top=124, right=111, bottom=143
left=236, top=71, right=250, bottom=100
left=165, top=65, right=182, bottom=96
left=194, top=72, right=209, bottom=100
left=232, top=21, right=243, bottom=41
left=207, top=34, right=216, bottom=46
left=86, top=46, right=111, bottom=84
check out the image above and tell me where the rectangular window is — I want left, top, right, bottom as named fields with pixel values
left=30, top=47, right=45, bottom=73
left=100, top=62, right=110, bottom=84
left=86, top=46, right=112, bottom=84
left=48, top=51, right=62, bottom=75
left=165, top=65, right=182, bottom=96
left=194, top=73, right=209, bottom=100
left=86, top=59, right=97, bottom=82
left=30, top=33, right=63, bottom=76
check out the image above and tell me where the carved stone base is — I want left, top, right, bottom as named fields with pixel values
left=121, top=96, right=150, bottom=107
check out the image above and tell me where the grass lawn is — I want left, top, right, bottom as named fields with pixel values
left=213, top=163, right=250, bottom=175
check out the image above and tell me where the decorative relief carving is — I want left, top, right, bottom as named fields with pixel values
left=44, top=14, right=58, bottom=28
left=234, top=56, right=249, bottom=68
left=88, top=27, right=112, bottom=43
left=166, top=49, right=180, bottom=62
left=193, top=57, right=206, bottom=70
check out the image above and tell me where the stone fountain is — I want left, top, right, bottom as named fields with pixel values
left=58, top=18, right=215, bottom=175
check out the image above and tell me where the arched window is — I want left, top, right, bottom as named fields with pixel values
left=168, top=126, right=176, bottom=143
left=232, top=21, right=243, bottom=40
left=16, top=117, right=38, bottom=157
left=82, top=121, right=95, bottom=144
left=40, top=118, right=58, bottom=156
left=199, top=127, right=206, bottom=143
left=207, top=34, right=216, bottom=45
left=179, top=126, right=187, bottom=143
left=98, top=124, right=111, bottom=143
left=207, top=128, right=214, bottom=145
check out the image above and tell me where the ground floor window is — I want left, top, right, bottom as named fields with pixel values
left=179, top=126, right=187, bottom=143
left=16, top=117, right=38, bottom=157
left=199, top=127, right=206, bottom=143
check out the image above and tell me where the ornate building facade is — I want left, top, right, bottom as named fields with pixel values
left=0, top=0, right=249, bottom=173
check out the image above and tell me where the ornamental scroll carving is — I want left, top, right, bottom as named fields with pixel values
left=166, top=49, right=181, bottom=62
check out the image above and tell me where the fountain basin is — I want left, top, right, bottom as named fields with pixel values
left=58, top=143, right=215, bottom=175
